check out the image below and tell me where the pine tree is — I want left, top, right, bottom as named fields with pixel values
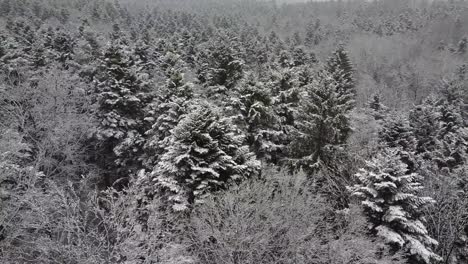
left=410, top=81, right=467, bottom=171
left=349, top=148, right=441, bottom=264
left=229, top=76, right=284, bottom=164
left=289, top=70, right=354, bottom=173
left=409, top=96, right=439, bottom=157
left=457, top=36, right=467, bottom=54
left=93, top=35, right=153, bottom=183
left=150, top=102, right=260, bottom=211
left=324, top=46, right=356, bottom=109
left=143, top=71, right=193, bottom=169
left=379, top=115, right=417, bottom=173
left=277, top=50, right=292, bottom=68
left=304, top=20, right=318, bottom=46
left=197, top=36, right=244, bottom=92
left=291, top=46, right=309, bottom=67
left=433, top=87, right=467, bottom=170
left=368, top=94, right=388, bottom=121
left=270, top=67, right=300, bottom=128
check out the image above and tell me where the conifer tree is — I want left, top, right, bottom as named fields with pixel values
left=229, top=76, right=284, bottom=164
left=433, top=90, right=467, bottom=170
left=368, top=94, right=388, bottom=121
left=197, top=36, right=244, bottom=92
left=143, top=71, right=193, bottom=169
left=325, top=46, right=355, bottom=109
left=270, top=67, right=300, bottom=128
left=289, top=71, right=354, bottom=173
left=93, top=31, right=153, bottom=183
left=150, top=102, right=260, bottom=211
left=379, top=115, right=417, bottom=172
left=278, top=50, right=292, bottom=68
left=350, top=148, right=441, bottom=264
left=410, top=81, right=467, bottom=171
left=457, top=36, right=467, bottom=54
left=409, top=96, right=439, bottom=157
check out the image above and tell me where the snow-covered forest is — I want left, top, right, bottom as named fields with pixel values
left=0, top=0, right=467, bottom=263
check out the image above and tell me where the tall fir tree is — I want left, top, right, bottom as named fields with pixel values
left=143, top=70, right=194, bottom=169
left=410, top=80, right=467, bottom=171
left=349, top=148, right=441, bottom=264
left=379, top=115, right=417, bottom=173
left=367, top=93, right=389, bottom=121
left=229, top=75, right=284, bottom=164
left=409, top=96, right=440, bottom=158
left=150, top=102, right=260, bottom=211
left=270, top=67, right=301, bottom=128
left=325, top=46, right=356, bottom=142
left=92, top=28, right=153, bottom=184
left=289, top=70, right=354, bottom=174
left=197, top=35, right=244, bottom=95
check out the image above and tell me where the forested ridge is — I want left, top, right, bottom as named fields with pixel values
left=0, top=0, right=467, bottom=263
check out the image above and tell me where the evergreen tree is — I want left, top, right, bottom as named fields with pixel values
left=457, top=36, right=467, bottom=54
left=379, top=115, right=417, bottom=173
left=432, top=92, right=468, bottom=170
left=197, top=35, right=244, bottom=92
left=350, top=148, right=441, bottom=264
left=150, top=102, right=260, bottom=211
left=143, top=71, right=194, bottom=169
left=410, top=81, right=467, bottom=171
left=368, top=93, right=388, bottom=121
left=409, top=96, right=439, bottom=157
left=289, top=70, right=354, bottom=173
left=229, top=76, right=284, bottom=164
left=270, top=67, right=300, bottom=128
left=277, top=50, right=292, bottom=68
left=324, top=46, right=356, bottom=109
left=304, top=19, right=318, bottom=46
left=291, top=46, right=309, bottom=67
left=93, top=36, right=153, bottom=183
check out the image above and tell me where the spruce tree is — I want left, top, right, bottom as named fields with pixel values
left=150, top=102, right=260, bottom=211
left=325, top=46, right=356, bottom=109
left=457, top=36, right=467, bottom=54
left=229, top=76, right=284, bottom=164
left=368, top=94, right=388, bottom=121
left=289, top=70, right=354, bottom=173
left=409, top=96, right=439, bottom=157
left=93, top=34, right=153, bottom=183
left=379, top=115, right=417, bottom=173
left=350, top=148, right=441, bottom=264
left=197, top=36, right=244, bottom=92
left=410, top=81, right=467, bottom=171
left=270, top=67, right=300, bottom=128
left=433, top=92, right=467, bottom=170
left=143, top=71, right=193, bottom=169
left=291, top=46, right=310, bottom=67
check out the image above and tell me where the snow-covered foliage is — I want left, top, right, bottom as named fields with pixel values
left=349, top=148, right=441, bottom=264
left=143, top=71, right=194, bottom=169
left=228, top=75, right=285, bottom=163
left=325, top=46, right=356, bottom=114
left=289, top=69, right=354, bottom=173
left=378, top=115, right=418, bottom=173
left=92, top=28, right=154, bottom=176
left=150, top=102, right=261, bottom=211
left=197, top=35, right=244, bottom=91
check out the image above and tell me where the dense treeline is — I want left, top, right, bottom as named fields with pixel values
left=0, top=0, right=467, bottom=263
